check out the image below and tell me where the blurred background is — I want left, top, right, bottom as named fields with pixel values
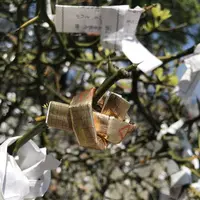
left=1, top=0, right=200, bottom=199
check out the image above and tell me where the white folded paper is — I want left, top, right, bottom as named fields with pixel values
left=170, top=166, right=192, bottom=188
left=157, top=118, right=184, bottom=140
left=0, top=137, right=60, bottom=200
left=178, top=130, right=199, bottom=169
left=175, top=44, right=200, bottom=98
left=191, top=179, right=200, bottom=192
left=54, top=5, right=162, bottom=73
left=159, top=161, right=190, bottom=200
left=157, top=120, right=199, bottom=169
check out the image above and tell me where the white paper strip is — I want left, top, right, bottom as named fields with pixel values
left=124, top=7, right=143, bottom=39
left=100, top=5, right=162, bottom=73
left=122, top=39, right=163, bottom=73
left=55, top=5, right=101, bottom=33
left=100, top=5, right=129, bottom=50
left=54, top=5, right=163, bottom=73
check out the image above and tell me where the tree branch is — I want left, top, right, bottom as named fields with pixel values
left=93, top=65, right=136, bottom=106
left=160, top=45, right=195, bottom=65
left=131, top=71, right=160, bottom=131
left=8, top=122, right=47, bottom=156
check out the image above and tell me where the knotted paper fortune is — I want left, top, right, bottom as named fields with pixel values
left=46, top=88, right=136, bottom=150
left=53, top=5, right=163, bottom=73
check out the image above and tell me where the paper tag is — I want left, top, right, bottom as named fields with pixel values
left=54, top=4, right=162, bottom=73
left=46, top=89, right=136, bottom=149
left=122, top=39, right=163, bottom=73
left=123, top=7, right=143, bottom=39
left=100, top=6, right=129, bottom=50
left=55, top=5, right=101, bottom=33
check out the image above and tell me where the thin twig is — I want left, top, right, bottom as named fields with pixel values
left=8, top=122, right=46, bottom=156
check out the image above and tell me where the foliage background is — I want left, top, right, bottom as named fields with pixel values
left=0, top=0, right=200, bottom=199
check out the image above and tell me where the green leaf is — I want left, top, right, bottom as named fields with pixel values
left=154, top=68, right=164, bottom=81
left=85, top=52, right=93, bottom=60
left=152, top=4, right=162, bottom=18
left=143, top=21, right=154, bottom=32
left=161, top=9, right=172, bottom=22
left=40, top=53, right=48, bottom=63
left=156, top=85, right=165, bottom=94
left=105, top=48, right=111, bottom=56
left=0, top=93, right=6, bottom=100
left=167, top=75, right=178, bottom=86
left=26, top=53, right=35, bottom=61
left=151, top=3, right=172, bottom=24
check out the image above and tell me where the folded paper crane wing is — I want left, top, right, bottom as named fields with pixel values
left=46, top=88, right=136, bottom=150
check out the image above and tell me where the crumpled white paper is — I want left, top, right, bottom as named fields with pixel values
left=159, top=162, right=191, bottom=200
left=175, top=43, right=200, bottom=99
left=191, top=179, right=200, bottom=191
left=170, top=166, right=192, bottom=188
left=0, top=137, right=60, bottom=200
left=54, top=4, right=162, bottom=73
left=178, top=130, right=199, bottom=169
left=157, top=118, right=184, bottom=140
left=157, top=120, right=199, bottom=169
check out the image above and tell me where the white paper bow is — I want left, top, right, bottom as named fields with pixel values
left=175, top=43, right=200, bottom=99
left=54, top=4, right=162, bottom=73
left=0, top=137, right=60, bottom=200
